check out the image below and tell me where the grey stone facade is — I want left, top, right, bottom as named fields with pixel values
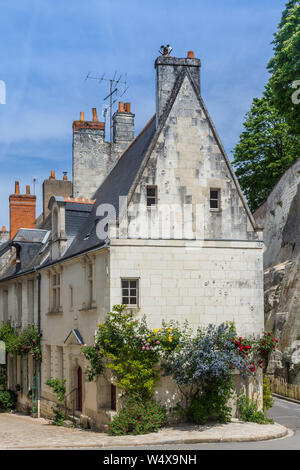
left=72, top=105, right=135, bottom=200
left=155, top=55, right=201, bottom=127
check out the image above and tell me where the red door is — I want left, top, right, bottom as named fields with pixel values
left=77, top=366, right=82, bottom=412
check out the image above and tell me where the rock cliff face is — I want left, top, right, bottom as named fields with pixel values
left=254, top=159, right=300, bottom=384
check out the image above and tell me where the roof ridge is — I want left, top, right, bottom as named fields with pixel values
left=64, top=197, right=95, bottom=204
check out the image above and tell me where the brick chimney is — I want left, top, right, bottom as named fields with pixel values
left=42, top=170, right=73, bottom=220
left=112, top=101, right=135, bottom=148
left=9, top=181, right=36, bottom=239
left=155, top=50, right=201, bottom=126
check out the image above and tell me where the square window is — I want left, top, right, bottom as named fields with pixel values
left=121, top=279, right=139, bottom=307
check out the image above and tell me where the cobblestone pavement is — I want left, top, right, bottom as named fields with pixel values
left=0, top=412, right=288, bottom=449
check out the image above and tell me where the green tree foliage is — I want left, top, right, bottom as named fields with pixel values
left=232, top=90, right=300, bottom=211
left=268, top=0, right=300, bottom=134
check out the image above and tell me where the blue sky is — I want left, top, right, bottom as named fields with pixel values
left=0, top=0, right=286, bottom=227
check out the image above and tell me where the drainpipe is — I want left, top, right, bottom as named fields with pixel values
left=37, top=272, right=41, bottom=418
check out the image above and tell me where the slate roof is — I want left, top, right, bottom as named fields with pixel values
left=65, top=115, right=156, bottom=257
left=65, top=201, right=94, bottom=247
left=0, top=202, right=94, bottom=280
left=13, top=229, right=49, bottom=244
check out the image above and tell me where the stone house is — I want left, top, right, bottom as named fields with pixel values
left=0, top=50, right=264, bottom=428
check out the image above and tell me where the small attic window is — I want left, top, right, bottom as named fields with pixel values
left=146, top=185, right=157, bottom=207
left=210, top=189, right=220, bottom=211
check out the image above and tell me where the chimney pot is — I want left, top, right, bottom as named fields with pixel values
left=187, top=51, right=195, bottom=58
left=80, top=111, right=84, bottom=121
left=124, top=102, right=131, bottom=113
left=63, top=171, right=68, bottom=181
left=118, top=102, right=125, bottom=113
left=26, top=185, right=30, bottom=195
left=15, top=181, right=20, bottom=194
left=92, top=108, right=98, bottom=121
left=49, top=170, right=55, bottom=180
left=2, top=226, right=6, bottom=232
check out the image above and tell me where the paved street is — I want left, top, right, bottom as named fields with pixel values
left=105, top=397, right=300, bottom=450
left=0, top=397, right=294, bottom=450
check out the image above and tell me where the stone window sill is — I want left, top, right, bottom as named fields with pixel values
left=79, top=304, right=97, bottom=313
left=46, top=307, right=63, bottom=315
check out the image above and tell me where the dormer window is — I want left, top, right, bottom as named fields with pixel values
left=146, top=185, right=157, bottom=207
left=210, top=189, right=220, bottom=211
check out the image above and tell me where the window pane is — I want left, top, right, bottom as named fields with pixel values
left=210, top=190, right=219, bottom=199
left=147, top=187, right=156, bottom=197
left=130, top=289, right=136, bottom=297
left=122, top=297, right=129, bottom=304
left=147, top=198, right=156, bottom=206
left=122, top=280, right=129, bottom=289
left=210, top=199, right=218, bottom=209
left=130, top=281, right=136, bottom=288
left=122, top=289, right=129, bottom=296
left=129, top=297, right=136, bottom=305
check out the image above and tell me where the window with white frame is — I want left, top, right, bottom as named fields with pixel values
left=210, top=188, right=221, bottom=210
left=121, top=279, right=139, bottom=307
left=51, top=273, right=61, bottom=311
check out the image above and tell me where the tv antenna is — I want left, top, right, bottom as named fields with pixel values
left=32, top=176, right=37, bottom=195
left=85, top=71, right=129, bottom=143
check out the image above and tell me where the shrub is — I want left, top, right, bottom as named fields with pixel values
left=187, top=379, right=233, bottom=424
left=0, top=390, right=17, bottom=411
left=263, top=376, right=274, bottom=411
left=237, top=393, right=273, bottom=424
left=108, top=395, right=167, bottom=436
left=45, top=378, right=67, bottom=426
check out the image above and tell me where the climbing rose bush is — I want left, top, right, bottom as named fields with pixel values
left=81, top=305, right=183, bottom=398
left=11, top=326, right=42, bottom=360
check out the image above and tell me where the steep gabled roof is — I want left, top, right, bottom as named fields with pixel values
left=65, top=115, right=156, bottom=257
left=126, top=68, right=258, bottom=232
